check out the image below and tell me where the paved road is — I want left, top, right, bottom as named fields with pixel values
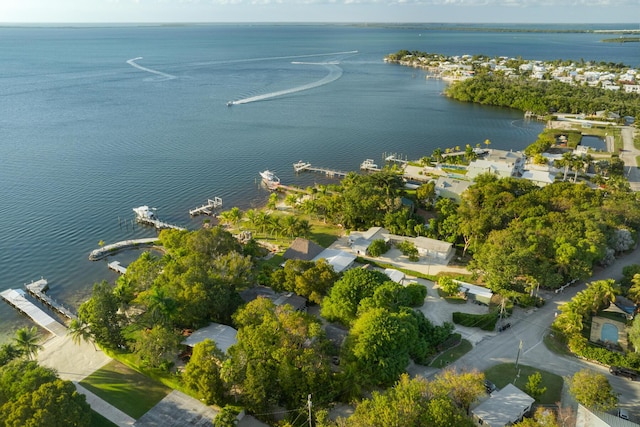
left=449, top=247, right=640, bottom=420
left=619, top=126, right=640, bottom=191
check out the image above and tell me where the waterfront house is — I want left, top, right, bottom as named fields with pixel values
left=467, top=150, right=526, bottom=180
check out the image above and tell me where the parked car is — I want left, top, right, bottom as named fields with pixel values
left=497, top=323, right=511, bottom=332
left=484, top=380, right=497, bottom=394
left=617, top=408, right=630, bottom=420
left=609, top=366, right=638, bottom=381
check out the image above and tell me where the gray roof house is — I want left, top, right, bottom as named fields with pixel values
left=435, top=176, right=473, bottom=202
left=471, top=383, right=534, bottom=427
left=348, top=227, right=455, bottom=265
left=576, top=404, right=640, bottom=427
left=182, top=322, right=238, bottom=354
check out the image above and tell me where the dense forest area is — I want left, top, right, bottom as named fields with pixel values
left=444, top=73, right=640, bottom=118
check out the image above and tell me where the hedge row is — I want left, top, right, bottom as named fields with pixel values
left=452, top=311, right=499, bottom=331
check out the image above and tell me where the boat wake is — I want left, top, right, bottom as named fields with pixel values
left=126, top=57, right=177, bottom=81
left=229, top=62, right=343, bottom=106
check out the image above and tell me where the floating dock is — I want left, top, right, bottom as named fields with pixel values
left=292, top=161, right=348, bottom=178
left=189, top=197, right=223, bottom=216
left=89, top=237, right=159, bottom=260
left=1, top=287, right=68, bottom=337
left=25, top=278, right=77, bottom=321
left=108, top=261, right=127, bottom=275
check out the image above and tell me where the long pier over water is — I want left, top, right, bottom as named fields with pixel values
left=293, top=161, right=348, bottom=178
left=1, top=279, right=71, bottom=337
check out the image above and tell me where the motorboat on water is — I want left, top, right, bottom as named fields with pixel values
left=133, top=206, right=156, bottom=220
left=227, top=101, right=234, bottom=107
left=260, top=170, right=280, bottom=189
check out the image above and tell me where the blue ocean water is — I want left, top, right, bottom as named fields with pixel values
left=0, top=24, right=637, bottom=340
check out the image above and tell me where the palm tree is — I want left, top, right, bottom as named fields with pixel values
left=68, top=319, right=97, bottom=351
left=267, top=193, right=278, bottom=210
left=267, top=215, right=281, bottom=237
left=296, top=219, right=312, bottom=238
left=281, top=215, right=299, bottom=239
left=146, top=287, right=177, bottom=326
left=254, top=211, right=271, bottom=234
left=244, top=209, right=257, bottom=228
left=284, top=193, right=299, bottom=211
left=13, top=326, right=42, bottom=360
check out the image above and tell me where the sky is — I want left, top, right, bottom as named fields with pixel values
left=0, top=0, right=639, bottom=24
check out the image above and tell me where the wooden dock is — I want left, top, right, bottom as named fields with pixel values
left=292, top=160, right=348, bottom=178
left=137, top=217, right=186, bottom=231
left=108, top=261, right=127, bottom=275
left=89, top=237, right=159, bottom=260
left=189, top=197, right=223, bottom=216
left=1, top=288, right=68, bottom=337
left=25, top=278, right=77, bottom=321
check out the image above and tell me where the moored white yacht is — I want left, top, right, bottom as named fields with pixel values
left=259, top=170, right=280, bottom=190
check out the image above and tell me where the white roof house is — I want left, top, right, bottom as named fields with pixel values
left=521, top=170, right=557, bottom=187
left=454, top=280, right=493, bottom=304
left=313, top=248, right=356, bottom=273
left=183, top=322, right=238, bottom=354
left=384, top=268, right=406, bottom=284
left=467, top=159, right=519, bottom=180
left=348, top=227, right=390, bottom=255
left=471, top=383, right=535, bottom=427
left=435, top=176, right=473, bottom=201
left=348, top=227, right=455, bottom=265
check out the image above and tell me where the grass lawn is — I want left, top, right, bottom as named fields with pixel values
left=79, top=360, right=171, bottom=419
left=484, top=363, right=563, bottom=405
left=543, top=332, right=572, bottom=357
left=90, top=410, right=118, bottom=427
left=428, top=339, right=473, bottom=368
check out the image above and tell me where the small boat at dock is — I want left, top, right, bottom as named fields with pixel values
left=293, top=161, right=312, bottom=172
left=260, top=170, right=280, bottom=190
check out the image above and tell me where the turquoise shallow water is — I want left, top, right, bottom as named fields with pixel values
left=0, top=24, right=637, bottom=339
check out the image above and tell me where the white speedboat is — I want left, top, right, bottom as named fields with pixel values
left=259, top=170, right=280, bottom=189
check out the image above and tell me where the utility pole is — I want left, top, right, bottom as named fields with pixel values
left=308, top=394, right=312, bottom=427
left=515, top=339, right=523, bottom=370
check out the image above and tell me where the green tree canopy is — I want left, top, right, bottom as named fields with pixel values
left=78, top=280, right=125, bottom=350
left=569, top=369, right=618, bottom=411
left=183, top=339, right=227, bottom=405
left=271, top=259, right=339, bottom=304
left=225, top=298, right=334, bottom=413
left=343, top=373, right=474, bottom=427
left=320, top=268, right=390, bottom=326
